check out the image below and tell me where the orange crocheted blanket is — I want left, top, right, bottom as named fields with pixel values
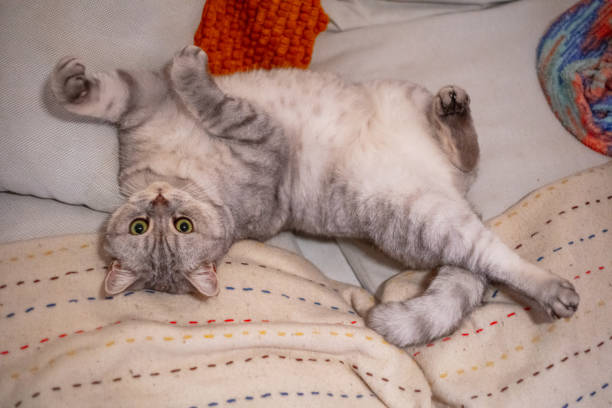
left=194, top=0, right=329, bottom=75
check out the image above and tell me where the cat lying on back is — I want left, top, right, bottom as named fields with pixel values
left=51, top=45, right=579, bottom=347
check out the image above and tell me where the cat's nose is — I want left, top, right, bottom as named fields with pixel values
left=152, top=193, right=169, bottom=206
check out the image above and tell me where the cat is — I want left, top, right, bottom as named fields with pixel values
left=50, top=45, right=579, bottom=347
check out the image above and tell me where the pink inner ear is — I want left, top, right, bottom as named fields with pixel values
left=104, top=260, right=139, bottom=295
left=183, top=263, right=218, bottom=297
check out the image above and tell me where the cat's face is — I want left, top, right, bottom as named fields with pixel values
left=103, top=182, right=229, bottom=296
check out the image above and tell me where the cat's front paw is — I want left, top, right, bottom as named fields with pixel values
left=51, top=57, right=94, bottom=104
left=434, top=85, right=470, bottom=116
left=170, top=45, right=210, bottom=86
left=537, top=278, right=579, bottom=319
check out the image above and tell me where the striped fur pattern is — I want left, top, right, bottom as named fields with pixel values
left=50, top=46, right=579, bottom=346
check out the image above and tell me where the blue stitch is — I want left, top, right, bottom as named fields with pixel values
left=357, top=394, right=363, bottom=399
left=577, top=395, right=583, bottom=402
left=245, top=396, right=254, bottom=401
left=590, top=391, right=596, bottom=396
left=280, top=392, right=288, bottom=396
left=6, top=312, right=15, bottom=318
left=225, top=286, right=235, bottom=290
left=297, top=393, right=304, bottom=396
left=330, top=306, right=339, bottom=310
left=341, top=394, right=348, bottom=398
left=537, top=256, right=544, bottom=262
left=603, top=229, right=608, bottom=233
left=69, top=299, right=78, bottom=303
left=327, top=393, right=334, bottom=397
left=208, top=403, right=218, bottom=407
left=261, top=393, right=271, bottom=398
left=568, top=241, right=574, bottom=245
left=553, top=247, right=562, bottom=252
left=492, top=290, right=498, bottom=298
left=311, top=392, right=320, bottom=395
left=226, top=398, right=236, bottom=403
left=282, top=294, right=290, bottom=298
left=46, top=303, right=56, bottom=308
left=242, top=288, right=253, bottom=291
left=104, top=296, right=114, bottom=300
left=580, top=238, right=584, bottom=242
left=603, top=383, right=609, bottom=389
left=87, top=297, right=96, bottom=301
left=25, top=307, right=34, bottom=313
left=588, top=234, right=595, bottom=239
left=562, top=404, right=568, bottom=408
left=298, top=297, right=306, bottom=301
left=144, top=289, right=155, bottom=294
left=261, top=290, right=271, bottom=294
left=348, top=310, right=356, bottom=315
left=124, top=292, right=134, bottom=296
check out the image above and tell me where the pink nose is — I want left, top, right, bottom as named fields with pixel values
left=152, top=193, right=168, bottom=206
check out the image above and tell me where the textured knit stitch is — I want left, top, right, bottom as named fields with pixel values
left=193, top=0, right=329, bottom=75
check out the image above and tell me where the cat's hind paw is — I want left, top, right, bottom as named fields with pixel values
left=51, top=57, right=94, bottom=104
left=434, top=85, right=470, bottom=117
left=367, top=301, right=433, bottom=348
left=538, top=278, right=579, bottom=319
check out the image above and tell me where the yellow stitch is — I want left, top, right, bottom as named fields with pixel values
left=293, top=332, right=304, bottom=336
left=183, top=335, right=193, bottom=340
left=49, top=358, right=56, bottom=366
left=365, top=336, right=373, bottom=341
left=547, top=186, right=555, bottom=191
left=27, top=254, right=35, bottom=259
left=508, top=211, right=518, bottom=218
left=457, top=369, right=465, bottom=375
left=67, top=350, right=77, bottom=356
left=312, top=330, right=321, bottom=335
left=242, top=331, right=249, bottom=336
left=381, top=340, right=389, bottom=345
left=10, top=257, right=18, bottom=262
left=515, top=345, right=524, bottom=351
left=59, top=247, right=69, bottom=251
left=204, top=334, right=214, bottom=339
left=561, top=179, right=568, bottom=184
left=145, top=336, right=153, bottom=341
left=501, top=353, right=508, bottom=360
left=345, top=333, right=354, bottom=338
left=11, top=373, right=19, bottom=379
left=30, top=366, right=39, bottom=373
left=547, top=324, right=556, bottom=332
left=278, top=332, right=286, bottom=336
left=126, top=338, right=135, bottom=343
left=494, top=221, right=502, bottom=227
left=522, top=202, right=529, bottom=207
left=224, top=333, right=233, bottom=338
left=106, top=341, right=115, bottom=347
left=471, top=366, right=478, bottom=371
left=80, top=244, right=90, bottom=249
left=486, top=361, right=494, bottom=367
left=163, top=337, right=174, bottom=341
left=258, top=330, right=267, bottom=335
left=598, top=300, right=605, bottom=307
left=564, top=317, right=572, bottom=323
left=439, top=372, right=448, bottom=378
left=535, top=193, right=541, bottom=199
left=330, top=331, right=338, bottom=336
left=44, top=250, right=54, bottom=256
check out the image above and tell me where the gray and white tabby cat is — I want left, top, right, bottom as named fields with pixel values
left=51, top=45, right=579, bottom=347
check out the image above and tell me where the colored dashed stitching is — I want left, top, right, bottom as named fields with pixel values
left=562, top=382, right=609, bottom=408
left=0, top=243, right=93, bottom=264
left=223, top=285, right=356, bottom=315
left=11, top=353, right=405, bottom=407
left=534, top=229, right=607, bottom=263
left=462, top=335, right=611, bottom=400
left=3, top=290, right=157, bottom=320
left=495, top=194, right=611, bottom=229
left=189, top=391, right=377, bottom=407
left=0, top=266, right=106, bottom=291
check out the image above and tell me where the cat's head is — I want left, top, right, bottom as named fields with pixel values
left=103, top=181, right=230, bottom=297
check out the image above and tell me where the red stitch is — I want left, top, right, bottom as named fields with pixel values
left=40, top=338, right=48, bottom=343
left=73, top=383, right=82, bottom=387
left=490, top=321, right=498, bottom=326
left=171, top=368, right=182, bottom=372
left=17, top=281, right=24, bottom=285
left=262, top=320, right=270, bottom=323
left=514, top=244, right=523, bottom=249
left=52, top=386, right=61, bottom=390
left=517, top=379, right=524, bottom=384
left=382, top=378, right=389, bottom=382
left=533, top=371, right=540, bottom=376
left=546, top=364, right=554, bottom=369
left=471, top=395, right=478, bottom=399
left=599, top=266, right=605, bottom=270
left=131, top=375, right=140, bottom=379
left=413, top=352, right=420, bottom=357
left=207, top=319, right=215, bottom=323
left=244, top=319, right=252, bottom=322
left=59, top=334, right=67, bottom=338
left=524, top=307, right=531, bottom=311
left=572, top=205, right=579, bottom=209
left=50, top=276, right=59, bottom=281
left=169, top=321, right=177, bottom=324
left=462, top=333, right=470, bottom=336
left=207, top=364, right=216, bottom=367
left=398, top=386, right=405, bottom=391
left=584, top=348, right=591, bottom=353
left=112, top=378, right=122, bottom=382
left=0, top=284, right=6, bottom=289
left=278, top=356, right=286, bottom=359
left=296, top=358, right=303, bottom=362
left=574, top=352, right=580, bottom=356
left=1, top=351, right=8, bottom=355
left=351, top=321, right=357, bottom=324
left=74, top=330, right=84, bottom=334
left=501, top=386, right=509, bottom=392
left=224, top=319, right=234, bottom=322
left=308, top=358, right=316, bottom=362
left=545, top=220, right=552, bottom=224
left=507, top=312, right=516, bottom=317
left=574, top=275, right=580, bottom=279
left=414, top=389, right=421, bottom=393
left=558, top=211, right=566, bottom=215
left=597, top=342, right=604, bottom=347
left=561, top=357, right=569, bottom=362
left=366, top=372, right=373, bottom=377
left=225, top=361, right=233, bottom=366
left=487, top=393, right=493, bottom=397
left=262, top=355, right=269, bottom=359
left=530, top=232, right=539, bottom=238
left=352, top=365, right=359, bottom=369
left=442, top=337, right=451, bottom=342
left=190, top=367, right=198, bottom=371
left=586, top=270, right=591, bottom=274
left=150, top=372, right=160, bottom=376
left=65, top=271, right=78, bottom=275
left=476, top=329, right=483, bottom=333
left=20, top=345, right=28, bottom=350
left=426, top=343, right=434, bottom=347
left=189, top=321, right=198, bottom=324
left=95, top=326, right=103, bottom=330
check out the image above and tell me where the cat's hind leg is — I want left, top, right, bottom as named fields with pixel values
left=368, top=266, right=487, bottom=346
left=429, top=86, right=480, bottom=172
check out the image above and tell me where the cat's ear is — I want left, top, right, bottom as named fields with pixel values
left=104, top=260, right=139, bottom=295
left=183, top=263, right=219, bottom=297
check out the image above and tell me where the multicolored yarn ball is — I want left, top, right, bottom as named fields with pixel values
left=194, top=0, right=329, bottom=76
left=536, top=0, right=612, bottom=156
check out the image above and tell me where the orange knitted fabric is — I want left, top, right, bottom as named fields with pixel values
left=194, top=0, right=329, bottom=75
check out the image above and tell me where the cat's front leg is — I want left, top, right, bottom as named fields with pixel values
left=170, top=45, right=282, bottom=145
left=51, top=57, right=130, bottom=122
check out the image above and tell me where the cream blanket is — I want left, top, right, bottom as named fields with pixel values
left=1, top=162, right=610, bottom=407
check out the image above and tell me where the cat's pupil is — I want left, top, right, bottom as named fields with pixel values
left=179, top=222, right=189, bottom=232
left=134, top=223, right=145, bottom=234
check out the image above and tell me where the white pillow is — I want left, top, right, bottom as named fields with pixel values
left=0, top=0, right=204, bottom=212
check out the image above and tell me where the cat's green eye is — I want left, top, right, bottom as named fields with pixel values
left=174, top=217, right=194, bottom=234
left=129, top=218, right=149, bottom=235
